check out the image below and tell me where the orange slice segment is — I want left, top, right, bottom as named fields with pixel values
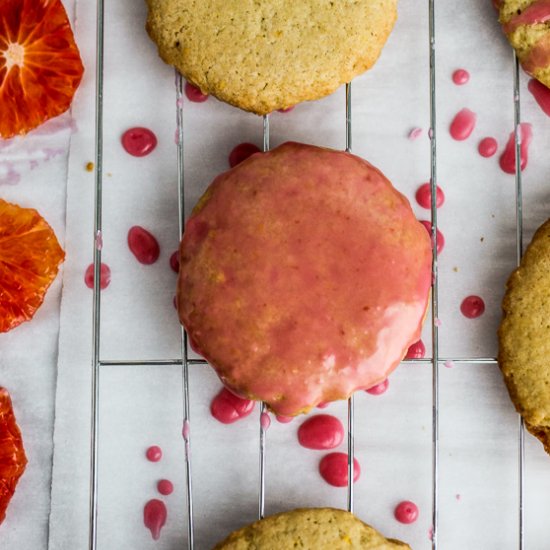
left=0, top=0, right=84, bottom=139
left=0, top=199, right=65, bottom=332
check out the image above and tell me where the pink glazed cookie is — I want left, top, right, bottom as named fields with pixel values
left=177, top=142, right=432, bottom=416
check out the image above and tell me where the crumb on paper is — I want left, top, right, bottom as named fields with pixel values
left=480, top=237, right=484, bottom=242
left=85, top=161, right=94, bottom=172
left=453, top=266, right=458, bottom=272
left=455, top=493, right=461, bottom=501
left=107, top=172, right=112, bottom=177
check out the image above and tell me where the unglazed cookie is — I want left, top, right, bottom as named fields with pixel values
left=145, top=0, right=397, bottom=114
left=177, top=142, right=432, bottom=416
left=499, top=0, right=550, bottom=88
left=499, top=219, right=550, bottom=454
left=212, top=508, right=410, bottom=550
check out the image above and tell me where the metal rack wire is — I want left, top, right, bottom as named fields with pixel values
left=88, top=1, right=526, bottom=549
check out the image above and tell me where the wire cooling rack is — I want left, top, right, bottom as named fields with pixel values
left=87, top=2, right=527, bottom=549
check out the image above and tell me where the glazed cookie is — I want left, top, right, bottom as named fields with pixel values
left=145, top=0, right=397, bottom=114
left=499, top=219, right=550, bottom=454
left=499, top=0, right=550, bottom=88
left=212, top=508, right=410, bottom=550
left=177, top=142, right=432, bottom=417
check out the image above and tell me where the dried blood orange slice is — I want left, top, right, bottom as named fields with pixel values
left=0, top=199, right=65, bottom=332
left=0, top=0, right=84, bottom=139
left=0, top=387, right=27, bottom=525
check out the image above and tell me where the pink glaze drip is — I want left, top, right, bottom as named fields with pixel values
left=395, top=501, right=419, bottom=524
left=478, top=137, right=498, bottom=158
left=452, top=69, right=470, bottom=85
left=276, top=415, right=293, bottom=423
left=228, top=143, right=261, bottom=168
left=121, top=127, right=157, bottom=157
left=434, top=317, right=442, bottom=327
left=317, top=402, right=329, bottom=409
left=211, top=388, right=255, bottom=424
left=444, top=360, right=455, bottom=369
left=450, top=108, right=476, bottom=141
left=157, top=479, right=174, bottom=496
left=182, top=419, right=190, bottom=440
left=128, top=226, right=160, bottom=264
left=297, top=414, right=344, bottom=450
left=503, top=0, right=550, bottom=33
left=95, top=230, right=103, bottom=250
left=460, top=295, right=485, bottom=318
left=499, top=123, right=533, bottom=174
left=144, top=499, right=167, bottom=540
left=528, top=78, right=550, bottom=116
left=408, top=127, right=423, bottom=140
left=146, top=446, right=162, bottom=462
left=260, top=411, right=271, bottom=430
left=170, top=251, right=180, bottom=273
left=420, top=220, right=445, bottom=254
left=319, top=453, right=360, bottom=487
left=415, top=183, right=445, bottom=209
left=185, top=82, right=209, bottom=103
left=84, top=263, right=111, bottom=290
left=405, top=340, right=426, bottom=359
left=366, top=378, right=389, bottom=395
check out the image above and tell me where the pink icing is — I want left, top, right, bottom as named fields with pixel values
left=185, top=82, right=209, bottom=103
left=503, top=0, right=550, bottom=33
left=170, top=251, right=180, bottom=273
left=528, top=78, right=550, bottom=116
left=460, top=295, right=485, bottom=318
left=146, top=446, right=162, bottom=462
left=276, top=415, right=293, bottom=423
left=121, top=127, right=157, bottom=157
left=319, top=453, right=361, bottom=487
left=297, top=414, right=344, bottom=450
left=157, top=479, right=174, bottom=496
left=420, top=220, right=445, bottom=254
left=444, top=360, right=455, bottom=369
left=499, top=123, right=533, bottom=174
left=405, top=340, right=426, bottom=359
left=84, top=263, right=111, bottom=290
left=415, top=183, right=444, bottom=209
left=144, top=499, right=167, bottom=540
left=127, top=226, right=160, bottom=264
left=228, top=143, right=261, bottom=168
left=523, top=34, right=550, bottom=75
left=211, top=388, right=255, bottom=424
left=450, top=108, right=476, bottom=141
left=478, top=137, right=498, bottom=158
left=452, top=69, right=470, bottom=85
left=394, top=501, right=419, bottom=524
left=179, top=143, right=432, bottom=416
left=260, top=411, right=271, bottom=430
left=408, top=127, right=423, bottom=140
left=434, top=317, right=442, bottom=327
left=317, top=402, right=330, bottom=409
left=182, top=419, right=190, bottom=441
left=366, top=378, right=389, bottom=395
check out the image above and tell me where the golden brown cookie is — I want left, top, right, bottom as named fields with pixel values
left=145, top=0, right=397, bottom=114
left=499, top=219, right=550, bottom=454
left=499, top=0, right=550, bottom=88
left=212, top=508, right=410, bottom=550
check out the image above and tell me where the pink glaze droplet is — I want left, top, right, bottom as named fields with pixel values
left=528, top=78, right=550, bottom=116
left=395, top=501, right=419, bottom=524
left=84, top=263, right=111, bottom=290
left=317, top=402, right=329, bottom=409
left=452, top=69, right=470, bottom=85
left=420, top=220, right=445, bottom=254
left=95, top=230, right=103, bottom=250
left=170, top=251, right=180, bottom=273
left=157, top=479, right=174, bottom=496
left=185, top=82, right=208, bottom=103
left=276, top=415, right=293, bottom=423
left=229, top=143, right=261, bottom=168
left=121, top=127, right=157, bottom=157
left=182, top=419, right=190, bottom=440
left=127, top=226, right=160, bottom=264
left=460, top=295, right=485, bottom=318
left=444, top=360, right=455, bottom=369
left=499, top=123, right=533, bottom=174
left=415, top=183, right=445, bottom=209
left=211, top=388, right=255, bottom=424
left=319, top=452, right=361, bottom=487
left=406, top=340, right=426, bottom=359
left=408, top=127, right=423, bottom=140
left=366, top=378, right=389, bottom=395
left=478, top=137, right=498, bottom=158
left=144, top=499, right=167, bottom=540
left=298, top=415, right=344, bottom=450
left=260, top=411, right=271, bottom=430
left=450, top=108, right=477, bottom=141
left=146, top=445, right=162, bottom=462
left=434, top=317, right=442, bottom=327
